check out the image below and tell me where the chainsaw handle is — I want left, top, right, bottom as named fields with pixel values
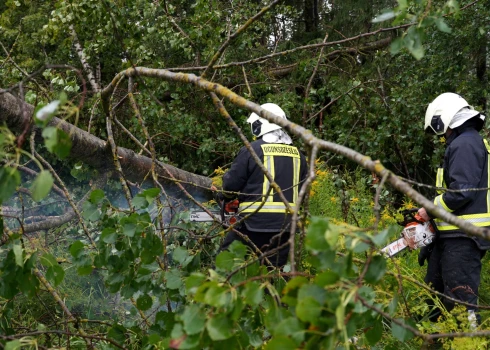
left=397, top=208, right=425, bottom=226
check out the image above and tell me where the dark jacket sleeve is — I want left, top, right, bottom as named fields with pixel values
left=222, top=146, right=250, bottom=196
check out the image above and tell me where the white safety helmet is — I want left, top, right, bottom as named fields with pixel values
left=247, top=103, right=286, bottom=137
left=424, top=93, right=479, bottom=135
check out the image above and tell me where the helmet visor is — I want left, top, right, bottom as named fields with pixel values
left=251, top=119, right=262, bottom=137
left=425, top=115, right=445, bottom=135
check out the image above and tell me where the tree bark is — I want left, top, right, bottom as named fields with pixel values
left=304, top=0, right=319, bottom=33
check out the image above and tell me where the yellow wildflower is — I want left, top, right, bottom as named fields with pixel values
left=382, top=212, right=391, bottom=221
left=402, top=200, right=416, bottom=210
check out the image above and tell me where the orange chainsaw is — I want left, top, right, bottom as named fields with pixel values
left=381, top=209, right=436, bottom=257
left=189, top=199, right=240, bottom=227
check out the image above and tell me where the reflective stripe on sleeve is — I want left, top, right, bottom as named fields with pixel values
left=434, top=194, right=453, bottom=213
left=436, top=168, right=445, bottom=194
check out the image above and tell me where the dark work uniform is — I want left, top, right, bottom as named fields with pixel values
left=222, top=138, right=307, bottom=267
left=426, top=123, right=490, bottom=321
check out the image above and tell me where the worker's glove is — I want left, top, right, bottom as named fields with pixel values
left=418, top=243, right=434, bottom=267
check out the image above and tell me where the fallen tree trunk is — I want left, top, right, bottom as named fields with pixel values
left=0, top=91, right=213, bottom=198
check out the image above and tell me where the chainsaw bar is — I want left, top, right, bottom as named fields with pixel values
left=380, top=237, right=409, bottom=257
left=189, top=211, right=221, bottom=222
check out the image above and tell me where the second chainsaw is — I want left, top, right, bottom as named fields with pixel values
left=381, top=208, right=436, bottom=257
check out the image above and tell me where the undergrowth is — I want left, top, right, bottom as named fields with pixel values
left=308, top=160, right=490, bottom=349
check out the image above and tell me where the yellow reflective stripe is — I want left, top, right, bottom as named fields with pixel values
left=484, top=139, right=490, bottom=153
left=487, top=141, right=490, bottom=212
left=435, top=214, right=490, bottom=230
left=239, top=201, right=295, bottom=213
left=293, top=157, right=300, bottom=204
left=261, top=144, right=300, bottom=158
left=434, top=195, right=453, bottom=212
left=269, top=155, right=275, bottom=202
left=263, top=155, right=274, bottom=202
left=436, top=168, right=445, bottom=194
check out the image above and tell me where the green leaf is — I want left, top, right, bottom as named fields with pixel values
left=0, top=167, right=20, bottom=203
left=165, top=268, right=182, bottom=290
left=298, top=284, right=326, bottom=305
left=435, top=17, right=451, bottom=33
left=69, top=241, right=85, bottom=258
left=242, top=281, right=263, bottom=307
left=77, top=265, right=94, bottom=275
left=305, top=217, right=330, bottom=251
left=365, top=316, right=383, bottom=345
left=142, top=187, right=161, bottom=202
left=389, top=37, right=404, bottom=55
left=204, top=284, right=230, bottom=308
left=389, top=293, right=399, bottom=315
left=181, top=304, right=206, bottom=335
left=101, top=228, right=118, bottom=244
left=352, top=239, right=370, bottom=253
left=107, top=324, right=126, bottom=344
left=173, top=247, right=194, bottom=267
left=264, top=336, right=297, bottom=350
left=324, top=224, right=342, bottom=247
left=42, top=127, right=72, bottom=159
left=295, top=296, right=321, bottom=324
left=30, top=170, right=54, bottom=202
left=206, top=314, right=233, bottom=340
left=228, top=240, right=247, bottom=259
left=185, top=273, right=206, bottom=295
left=133, top=188, right=160, bottom=209
left=132, top=196, right=149, bottom=210
left=12, top=244, right=23, bottom=267
left=89, top=189, right=105, bottom=204
left=371, top=226, right=396, bottom=247
left=82, top=201, right=101, bottom=221
left=40, top=253, right=58, bottom=268
left=403, top=27, right=425, bottom=60
left=314, top=270, right=339, bottom=287
left=273, top=317, right=305, bottom=345
left=122, top=223, right=136, bottom=237
left=4, top=340, right=22, bottom=350
left=170, top=323, right=200, bottom=348
left=364, top=255, right=387, bottom=283
left=391, top=318, right=415, bottom=342
left=215, top=251, right=235, bottom=271
left=46, top=265, right=65, bottom=286
left=137, top=294, right=153, bottom=311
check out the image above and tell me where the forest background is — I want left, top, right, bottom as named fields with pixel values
left=0, top=0, right=490, bottom=349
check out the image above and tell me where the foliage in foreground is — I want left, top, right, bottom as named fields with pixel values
left=0, top=156, right=488, bottom=349
left=1, top=0, right=489, bottom=348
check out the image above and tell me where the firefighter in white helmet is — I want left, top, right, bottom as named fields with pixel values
left=418, top=92, right=488, bottom=326
left=219, top=103, right=307, bottom=268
